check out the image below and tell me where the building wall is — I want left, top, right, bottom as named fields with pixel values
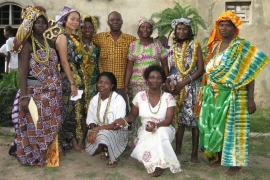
left=1, top=0, right=269, bottom=107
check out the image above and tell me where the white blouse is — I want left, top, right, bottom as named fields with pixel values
left=86, top=91, right=126, bottom=126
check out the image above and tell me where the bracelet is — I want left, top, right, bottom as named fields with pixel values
left=121, top=117, right=130, bottom=127
left=20, top=95, right=29, bottom=100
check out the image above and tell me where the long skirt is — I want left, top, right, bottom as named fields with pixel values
left=85, top=129, right=128, bottom=163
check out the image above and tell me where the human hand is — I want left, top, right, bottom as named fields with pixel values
left=87, top=131, right=97, bottom=144
left=123, top=86, right=129, bottom=101
left=173, top=81, right=185, bottom=95
left=145, top=121, right=155, bottom=132
left=70, top=84, right=78, bottom=97
left=113, top=118, right=126, bottom=130
left=165, top=80, right=172, bottom=93
left=248, top=98, right=256, bottom=114
left=21, top=98, right=30, bottom=112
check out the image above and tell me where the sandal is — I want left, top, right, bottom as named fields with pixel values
left=151, top=168, right=164, bottom=177
left=100, top=152, right=110, bottom=160
left=106, top=158, right=120, bottom=168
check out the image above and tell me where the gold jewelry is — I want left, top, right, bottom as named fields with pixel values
left=121, top=117, right=130, bottom=127
left=31, top=34, right=50, bottom=64
left=96, top=92, right=112, bottom=125
left=147, top=90, right=162, bottom=114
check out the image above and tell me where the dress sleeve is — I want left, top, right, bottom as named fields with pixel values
left=114, top=95, right=126, bottom=120
left=6, top=38, right=12, bottom=52
left=166, top=93, right=176, bottom=107
left=127, top=42, right=134, bottom=61
left=86, top=98, right=97, bottom=125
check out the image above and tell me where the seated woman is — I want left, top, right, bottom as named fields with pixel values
left=85, top=72, right=128, bottom=168
left=115, top=65, right=181, bottom=177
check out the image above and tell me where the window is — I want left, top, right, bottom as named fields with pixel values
left=0, top=3, right=22, bottom=27
left=226, top=2, right=251, bottom=23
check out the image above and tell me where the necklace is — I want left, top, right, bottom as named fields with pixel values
left=31, top=34, right=50, bottom=64
left=96, top=92, right=113, bottom=125
left=147, top=90, right=162, bottom=114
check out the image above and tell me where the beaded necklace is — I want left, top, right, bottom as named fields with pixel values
left=96, top=92, right=113, bottom=125
left=31, top=34, right=50, bottom=64
left=147, top=90, right=162, bottom=114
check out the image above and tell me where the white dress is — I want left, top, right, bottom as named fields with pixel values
left=131, top=91, right=182, bottom=173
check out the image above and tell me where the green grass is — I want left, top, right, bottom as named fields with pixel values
left=75, top=172, right=97, bottom=179
left=250, top=108, right=270, bottom=133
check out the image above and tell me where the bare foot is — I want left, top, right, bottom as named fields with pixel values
left=225, top=166, right=241, bottom=176
left=208, top=160, right=221, bottom=168
left=72, top=138, right=85, bottom=152
left=78, top=141, right=85, bottom=149
left=59, top=151, right=65, bottom=158
left=190, top=154, right=200, bottom=163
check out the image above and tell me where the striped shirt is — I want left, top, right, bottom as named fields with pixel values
left=93, top=32, right=136, bottom=88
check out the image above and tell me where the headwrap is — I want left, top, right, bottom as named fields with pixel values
left=12, top=6, right=47, bottom=53
left=82, top=15, right=99, bottom=34
left=207, top=11, right=242, bottom=51
left=56, top=6, right=83, bottom=26
left=137, top=16, right=155, bottom=36
left=171, top=18, right=192, bottom=29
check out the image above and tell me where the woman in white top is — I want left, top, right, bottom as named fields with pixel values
left=85, top=72, right=128, bottom=168
left=115, top=65, right=181, bottom=177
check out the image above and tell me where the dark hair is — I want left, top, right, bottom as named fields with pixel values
left=173, top=23, right=194, bottom=43
left=34, top=15, right=49, bottom=27
left=4, top=26, right=13, bottom=35
left=63, top=11, right=81, bottom=27
left=97, top=72, right=117, bottom=91
left=143, top=64, right=166, bottom=83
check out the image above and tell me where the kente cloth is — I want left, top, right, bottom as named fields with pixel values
left=168, top=40, right=200, bottom=127
left=127, top=39, right=168, bottom=149
left=85, top=92, right=128, bottom=163
left=199, top=38, right=270, bottom=166
left=131, top=91, right=181, bottom=173
left=15, top=38, right=62, bottom=166
left=58, top=33, right=85, bottom=149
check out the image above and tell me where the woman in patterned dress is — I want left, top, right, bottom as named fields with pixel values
left=167, top=18, right=204, bottom=162
left=124, top=16, right=169, bottom=149
left=115, top=65, right=181, bottom=177
left=10, top=6, right=62, bottom=166
left=80, top=15, right=100, bottom=145
left=55, top=6, right=85, bottom=153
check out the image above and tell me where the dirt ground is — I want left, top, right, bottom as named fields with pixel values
left=0, top=134, right=270, bottom=180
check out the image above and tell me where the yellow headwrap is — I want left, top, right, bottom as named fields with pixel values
left=82, top=15, right=99, bottom=34
left=12, top=6, right=48, bottom=53
left=207, top=11, right=242, bottom=51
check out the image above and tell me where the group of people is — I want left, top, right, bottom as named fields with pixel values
left=6, top=4, right=269, bottom=178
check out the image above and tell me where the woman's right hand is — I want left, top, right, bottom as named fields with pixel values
left=87, top=131, right=97, bottom=144
left=113, top=118, right=126, bottom=130
left=70, top=85, right=78, bottom=97
left=123, top=86, right=129, bottom=101
left=21, top=98, right=30, bottom=112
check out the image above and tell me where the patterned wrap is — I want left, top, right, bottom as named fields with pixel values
left=58, top=33, right=85, bottom=149
left=199, top=38, right=270, bottom=166
left=13, top=39, right=62, bottom=166
left=168, top=40, right=200, bottom=127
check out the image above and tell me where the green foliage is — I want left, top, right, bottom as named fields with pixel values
left=151, top=2, right=207, bottom=37
left=0, top=71, right=19, bottom=127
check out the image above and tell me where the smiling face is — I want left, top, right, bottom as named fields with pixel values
left=147, top=70, right=163, bottom=90
left=138, top=22, right=153, bottom=38
left=175, top=23, right=190, bottom=40
left=97, top=75, right=114, bottom=97
left=107, top=12, right=123, bottom=32
left=82, top=21, right=94, bottom=39
left=218, top=20, right=235, bottom=39
left=33, top=16, right=48, bottom=35
left=65, top=11, right=80, bottom=31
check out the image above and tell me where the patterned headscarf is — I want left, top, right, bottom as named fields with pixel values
left=56, top=6, right=83, bottom=26
left=82, top=15, right=99, bottom=34
left=207, top=11, right=242, bottom=51
left=138, top=16, right=155, bottom=27
left=171, top=18, right=192, bottom=29
left=12, top=6, right=48, bottom=53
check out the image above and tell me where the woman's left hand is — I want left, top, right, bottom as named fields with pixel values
left=173, top=81, right=185, bottom=95
left=248, top=98, right=256, bottom=114
left=87, top=131, right=97, bottom=144
left=145, top=121, right=156, bottom=132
